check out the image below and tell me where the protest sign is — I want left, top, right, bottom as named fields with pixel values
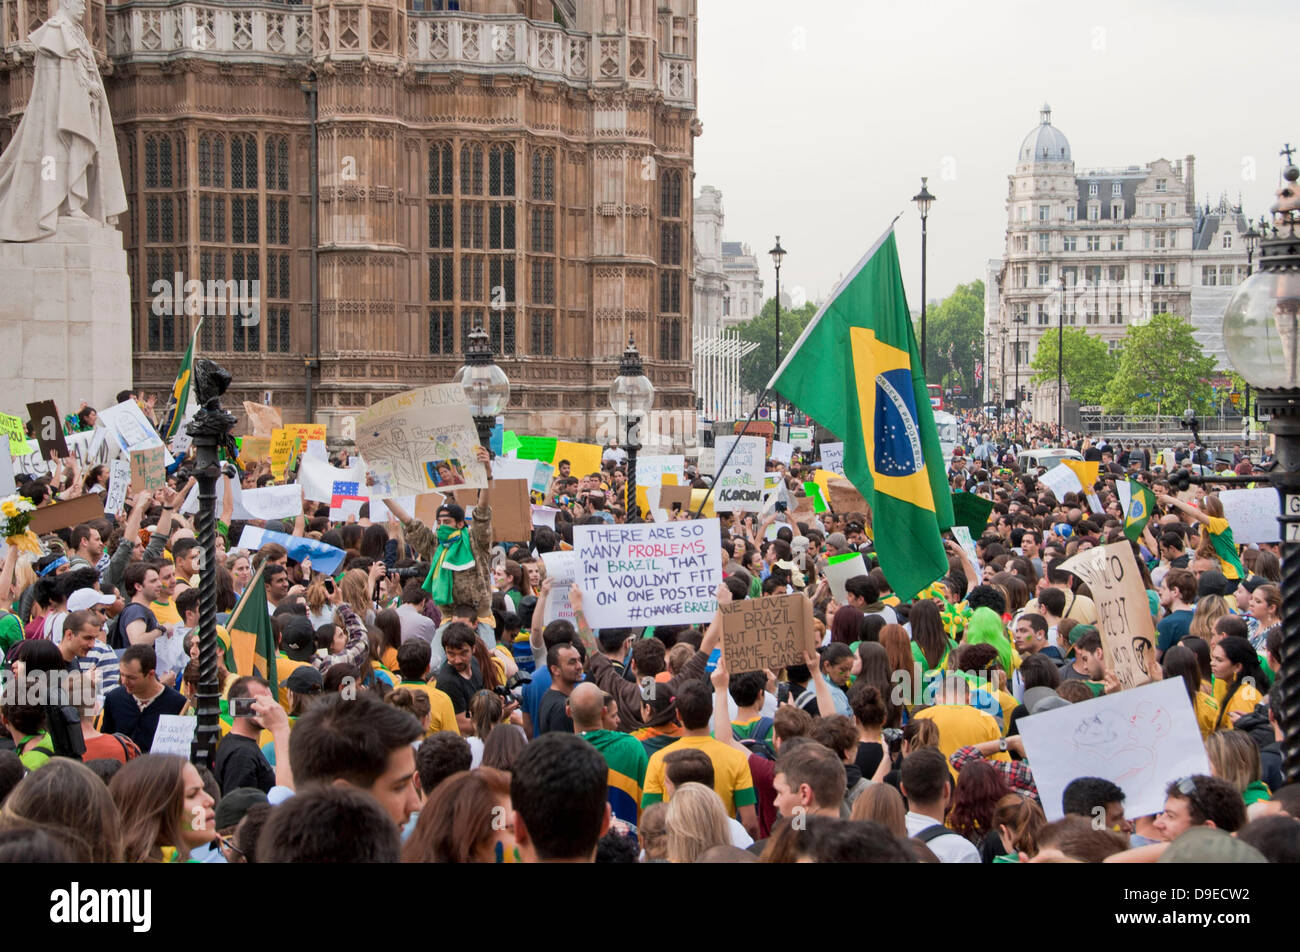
left=329, top=479, right=369, bottom=522
left=1037, top=463, right=1083, bottom=501
left=540, top=551, right=577, bottom=625
left=128, top=445, right=167, bottom=493
left=1061, top=542, right=1158, bottom=691
left=712, top=436, right=766, bottom=512
left=242, top=401, right=282, bottom=437
left=104, top=457, right=131, bottom=516
left=355, top=384, right=487, bottom=495
left=237, top=525, right=347, bottom=575
left=823, top=552, right=867, bottom=603
left=25, top=401, right=68, bottom=460
left=827, top=479, right=868, bottom=515
left=819, top=442, right=845, bottom=475
left=238, top=435, right=271, bottom=463
left=413, top=491, right=447, bottom=526
left=305, top=439, right=328, bottom=462
left=454, top=479, right=531, bottom=541
left=721, top=593, right=818, bottom=674
left=367, top=495, right=414, bottom=524
left=695, top=447, right=716, bottom=476
left=96, top=399, right=171, bottom=463
left=284, top=423, right=326, bottom=445
left=635, top=455, right=685, bottom=487
left=950, top=491, right=994, bottom=535
left=1219, top=488, right=1280, bottom=544
left=554, top=441, right=603, bottom=479
left=531, top=506, right=559, bottom=529
left=769, top=440, right=794, bottom=465
left=0, top=413, right=25, bottom=455
left=297, top=456, right=366, bottom=504
left=240, top=484, right=305, bottom=521
left=573, top=519, right=722, bottom=628
left=1018, top=678, right=1210, bottom=821
left=787, top=426, right=814, bottom=451
left=951, top=525, right=983, bottom=584
left=490, top=457, right=538, bottom=485
left=268, top=429, right=298, bottom=478
left=29, top=494, right=104, bottom=535
left=150, top=715, right=197, bottom=758
left=530, top=461, right=554, bottom=495
left=659, top=485, right=693, bottom=515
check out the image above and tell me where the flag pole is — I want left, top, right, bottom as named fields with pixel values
left=693, top=390, right=770, bottom=518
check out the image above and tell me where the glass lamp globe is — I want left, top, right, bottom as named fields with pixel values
left=453, top=362, right=511, bottom=417
left=609, top=369, right=654, bottom=419
left=1222, top=267, right=1300, bottom=390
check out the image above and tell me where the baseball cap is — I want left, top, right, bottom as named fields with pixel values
left=282, top=665, right=324, bottom=695
left=1068, top=623, right=1097, bottom=646
left=67, top=589, right=115, bottom=612
left=281, top=616, right=317, bottom=661
left=1157, top=826, right=1267, bottom=864
left=214, top=787, right=269, bottom=833
left=436, top=502, right=466, bottom=523
left=1196, top=570, right=1235, bottom=600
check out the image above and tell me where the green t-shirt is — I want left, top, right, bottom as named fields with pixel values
left=731, top=716, right=774, bottom=744
left=0, top=611, right=23, bottom=661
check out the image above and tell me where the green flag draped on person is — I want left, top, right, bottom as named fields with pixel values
left=162, top=317, right=202, bottom=443
left=226, top=564, right=277, bottom=689
left=769, top=228, right=953, bottom=600
left=422, top=524, right=476, bottom=605
left=1123, top=478, right=1157, bottom=543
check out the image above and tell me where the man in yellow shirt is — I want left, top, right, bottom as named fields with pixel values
left=395, top=640, right=460, bottom=736
left=149, top=559, right=182, bottom=627
left=640, top=680, right=758, bottom=839
left=914, top=672, right=1007, bottom=770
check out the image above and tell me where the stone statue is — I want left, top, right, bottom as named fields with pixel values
left=0, top=0, right=127, bottom=242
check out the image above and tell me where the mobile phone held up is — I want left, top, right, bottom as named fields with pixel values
left=230, top=696, right=257, bottom=718
left=323, top=577, right=335, bottom=595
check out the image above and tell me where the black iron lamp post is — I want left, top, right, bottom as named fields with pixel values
left=913, top=178, right=935, bottom=373
left=610, top=337, right=654, bottom=522
left=768, top=237, right=786, bottom=437
left=455, top=324, right=511, bottom=449
left=1220, top=152, right=1300, bottom=782
left=186, top=359, right=238, bottom=770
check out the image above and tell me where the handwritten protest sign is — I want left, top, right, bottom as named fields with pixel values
left=573, top=519, right=722, bottom=628
left=712, top=436, right=766, bottom=512
left=540, top=551, right=577, bottom=625
left=284, top=423, right=327, bottom=445
left=531, top=461, right=554, bottom=495
left=97, top=399, right=171, bottom=463
left=238, top=435, right=271, bottom=463
left=951, top=526, right=984, bottom=584
left=636, top=455, right=685, bottom=487
left=268, top=428, right=296, bottom=477
left=129, top=445, right=167, bottom=493
left=827, top=479, right=868, bottom=515
left=721, top=593, right=817, bottom=674
left=240, top=484, right=305, bottom=521
left=150, top=715, right=198, bottom=758
left=104, top=457, right=131, bottom=516
left=1018, top=678, right=1210, bottom=821
left=242, top=401, right=282, bottom=437
left=1037, top=463, right=1083, bottom=501
left=237, top=526, right=347, bottom=575
left=769, top=440, right=793, bottom=465
left=355, top=384, right=487, bottom=496
left=819, top=442, right=845, bottom=475
left=1219, top=489, right=1280, bottom=544
left=453, top=479, right=532, bottom=541
left=1061, top=541, right=1157, bottom=691
left=25, top=401, right=68, bottom=460
left=0, top=413, right=25, bottom=455
left=298, top=456, right=365, bottom=504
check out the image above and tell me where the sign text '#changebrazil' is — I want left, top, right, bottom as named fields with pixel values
left=574, top=520, right=723, bottom=628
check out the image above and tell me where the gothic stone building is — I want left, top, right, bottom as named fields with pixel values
left=0, top=0, right=700, bottom=445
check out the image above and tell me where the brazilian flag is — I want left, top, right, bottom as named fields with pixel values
left=226, top=564, right=277, bottom=689
left=1123, top=478, right=1157, bottom=543
left=162, top=318, right=202, bottom=443
left=770, top=228, right=953, bottom=600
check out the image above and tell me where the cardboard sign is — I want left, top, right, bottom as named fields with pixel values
left=128, top=445, right=167, bottom=493
left=721, top=592, right=818, bottom=674
left=413, top=491, right=447, bottom=526
left=28, top=493, right=105, bottom=535
left=712, top=436, right=766, bottom=512
left=238, top=435, right=271, bottom=463
left=1060, top=542, right=1158, bottom=691
left=96, top=399, right=171, bottom=463
left=242, top=401, right=282, bottom=437
left=827, top=478, right=868, bottom=515
left=355, top=384, right=487, bottom=495
left=1219, top=488, right=1281, bottom=544
left=104, top=457, right=131, bottom=517
left=573, top=519, right=723, bottom=628
left=1018, top=678, right=1210, bottom=821
left=540, top=551, right=577, bottom=625
left=150, top=715, right=198, bottom=758
left=25, top=401, right=68, bottom=460
left=819, top=442, right=845, bottom=475
left=454, top=479, right=532, bottom=542
left=659, top=485, right=693, bottom=515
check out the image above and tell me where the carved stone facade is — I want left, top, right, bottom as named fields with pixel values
left=0, top=0, right=699, bottom=444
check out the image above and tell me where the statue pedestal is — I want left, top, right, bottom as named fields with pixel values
left=0, top=216, right=133, bottom=415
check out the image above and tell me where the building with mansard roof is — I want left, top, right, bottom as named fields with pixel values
left=0, top=0, right=700, bottom=446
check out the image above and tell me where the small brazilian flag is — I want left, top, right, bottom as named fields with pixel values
left=226, top=564, right=277, bottom=689
left=1123, top=478, right=1157, bottom=543
left=162, top=318, right=202, bottom=443
left=770, top=228, right=953, bottom=600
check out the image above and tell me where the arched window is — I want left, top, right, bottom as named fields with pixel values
left=1222, top=233, right=1233, bottom=249
left=530, top=148, right=554, bottom=201
left=460, top=144, right=484, bottom=195
left=660, top=169, right=682, bottom=218
left=429, top=143, right=452, bottom=195
left=488, top=143, right=515, bottom=196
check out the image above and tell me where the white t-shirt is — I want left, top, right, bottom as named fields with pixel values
left=904, top=811, right=980, bottom=863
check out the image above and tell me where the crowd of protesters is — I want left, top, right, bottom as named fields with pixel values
left=0, top=393, right=1295, bottom=864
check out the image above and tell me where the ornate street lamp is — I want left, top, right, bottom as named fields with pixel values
left=1220, top=150, right=1300, bottom=783
left=454, top=324, right=510, bottom=449
left=610, top=337, right=654, bottom=521
left=913, top=177, right=936, bottom=374
left=768, top=236, right=786, bottom=437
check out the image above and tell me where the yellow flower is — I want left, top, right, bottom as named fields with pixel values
left=0, top=501, right=18, bottom=518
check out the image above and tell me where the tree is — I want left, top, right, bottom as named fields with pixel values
left=736, top=297, right=819, bottom=397
left=918, top=280, right=984, bottom=400
left=1101, top=314, right=1217, bottom=416
left=1028, top=327, right=1116, bottom=406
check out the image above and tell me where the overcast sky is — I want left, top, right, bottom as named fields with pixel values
left=695, top=0, right=1295, bottom=311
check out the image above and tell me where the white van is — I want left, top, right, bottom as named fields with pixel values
left=1017, top=447, right=1083, bottom=472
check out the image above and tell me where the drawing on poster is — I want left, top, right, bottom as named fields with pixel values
left=425, top=458, right=467, bottom=489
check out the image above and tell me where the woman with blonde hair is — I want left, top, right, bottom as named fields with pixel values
left=0, top=758, right=123, bottom=862
left=664, top=782, right=731, bottom=863
left=338, top=568, right=374, bottom=626
left=1205, top=730, right=1271, bottom=807
left=849, top=779, right=907, bottom=838
left=1189, top=595, right=1230, bottom=643
left=304, top=575, right=335, bottom=629
left=109, top=754, right=218, bottom=863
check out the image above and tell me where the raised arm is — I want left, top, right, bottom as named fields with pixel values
left=1158, top=494, right=1209, bottom=526
left=801, top=650, right=837, bottom=719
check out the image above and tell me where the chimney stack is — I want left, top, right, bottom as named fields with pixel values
left=1184, top=154, right=1196, bottom=215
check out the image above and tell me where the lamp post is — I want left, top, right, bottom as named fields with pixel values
left=1221, top=152, right=1300, bottom=783
left=454, top=323, right=511, bottom=449
left=185, top=359, right=237, bottom=770
left=913, top=177, right=935, bottom=374
left=768, top=237, right=786, bottom=437
left=1014, top=309, right=1024, bottom=417
left=1058, top=275, right=1066, bottom=439
left=610, top=337, right=654, bottom=522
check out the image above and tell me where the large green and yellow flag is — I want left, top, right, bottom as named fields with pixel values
left=769, top=229, right=953, bottom=600
left=1123, top=478, right=1157, bottom=543
left=226, top=563, right=278, bottom=688
left=162, top=318, right=202, bottom=443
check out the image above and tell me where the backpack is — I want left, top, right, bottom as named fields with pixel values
left=106, top=611, right=125, bottom=651
left=735, top=716, right=776, bottom=761
left=914, top=824, right=953, bottom=845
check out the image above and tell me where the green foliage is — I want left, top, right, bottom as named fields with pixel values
left=737, top=298, right=819, bottom=397
left=1101, top=314, right=1217, bottom=415
left=1028, top=327, right=1116, bottom=405
left=918, top=280, right=985, bottom=399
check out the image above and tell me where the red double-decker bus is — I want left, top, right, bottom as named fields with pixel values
left=927, top=384, right=944, bottom=411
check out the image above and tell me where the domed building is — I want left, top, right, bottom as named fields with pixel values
left=984, top=104, right=1250, bottom=424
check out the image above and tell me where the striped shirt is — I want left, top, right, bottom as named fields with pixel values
left=582, top=729, right=649, bottom=830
